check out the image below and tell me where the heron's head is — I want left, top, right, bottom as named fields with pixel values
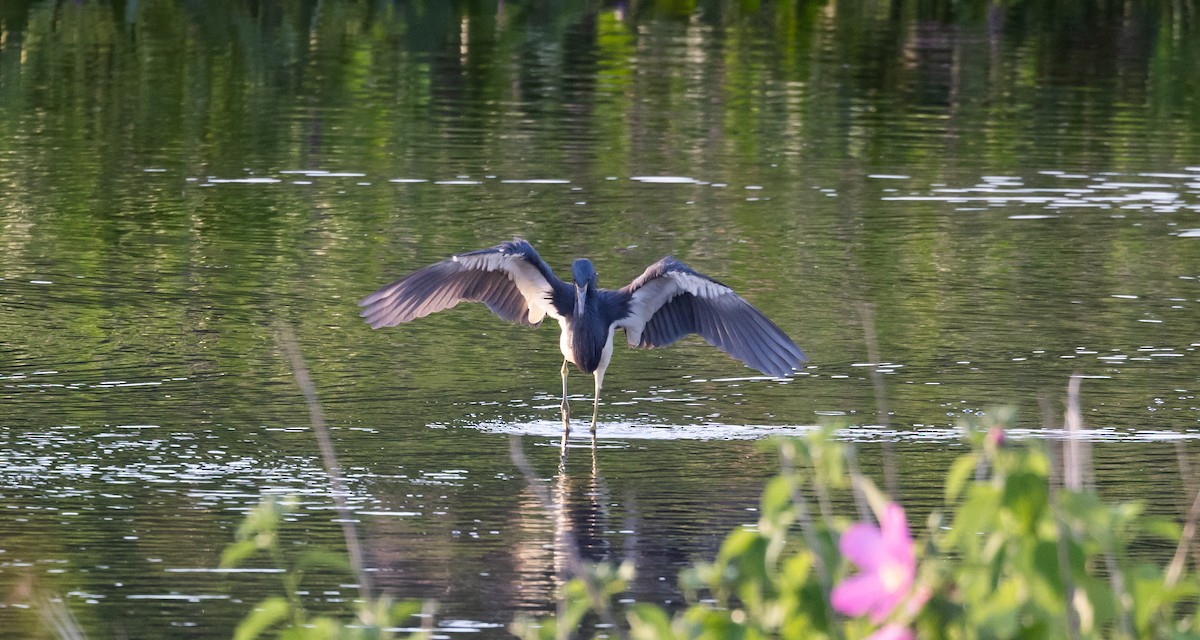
left=571, top=259, right=598, bottom=315
left=571, top=259, right=598, bottom=288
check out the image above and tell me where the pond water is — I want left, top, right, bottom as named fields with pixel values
left=1, top=1, right=1199, bottom=637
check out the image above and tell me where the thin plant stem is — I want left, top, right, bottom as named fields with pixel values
left=35, top=593, right=86, bottom=640
left=801, top=430, right=836, bottom=523
left=1062, top=374, right=1091, bottom=491
left=273, top=543, right=307, bottom=628
left=1177, top=443, right=1195, bottom=509
left=1044, top=441, right=1082, bottom=640
left=810, top=467, right=836, bottom=526
left=276, top=322, right=374, bottom=602
left=421, top=600, right=437, bottom=635
left=1103, top=551, right=1133, bottom=639
left=1065, top=374, right=1130, bottom=638
left=15, top=573, right=88, bottom=640
left=843, top=444, right=873, bottom=524
left=1166, top=485, right=1200, bottom=588
left=779, top=443, right=841, bottom=639
left=1175, top=443, right=1200, bottom=578
left=859, top=303, right=899, bottom=499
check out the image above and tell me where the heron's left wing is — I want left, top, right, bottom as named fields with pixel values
left=616, top=257, right=807, bottom=377
left=359, top=238, right=570, bottom=328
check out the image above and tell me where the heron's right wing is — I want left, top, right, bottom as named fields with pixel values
left=616, top=257, right=806, bottom=377
left=359, top=238, right=571, bottom=328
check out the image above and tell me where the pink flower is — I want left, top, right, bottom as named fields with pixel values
left=865, top=624, right=914, bottom=640
left=831, top=502, right=916, bottom=623
left=986, top=425, right=1006, bottom=449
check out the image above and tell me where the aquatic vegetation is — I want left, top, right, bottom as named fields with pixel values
left=220, top=496, right=429, bottom=640
left=513, top=413, right=1200, bottom=640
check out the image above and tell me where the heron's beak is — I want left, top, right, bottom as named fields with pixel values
left=574, top=283, right=588, bottom=315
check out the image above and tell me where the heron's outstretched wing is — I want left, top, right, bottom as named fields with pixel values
left=359, top=238, right=571, bottom=328
left=616, top=257, right=807, bottom=377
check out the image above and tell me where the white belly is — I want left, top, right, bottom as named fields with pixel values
left=556, top=319, right=616, bottom=383
left=595, top=325, right=616, bottom=387
left=557, top=318, right=574, bottom=364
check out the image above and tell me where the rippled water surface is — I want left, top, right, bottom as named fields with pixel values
left=2, top=1, right=1200, bottom=637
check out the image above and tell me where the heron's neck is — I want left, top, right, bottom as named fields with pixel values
left=573, top=283, right=589, bottom=316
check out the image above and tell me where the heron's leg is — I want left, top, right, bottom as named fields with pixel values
left=590, top=372, right=602, bottom=434
left=560, top=359, right=571, bottom=424
left=591, top=429, right=598, bottom=470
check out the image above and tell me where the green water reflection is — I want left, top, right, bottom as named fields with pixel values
left=1, top=1, right=1199, bottom=637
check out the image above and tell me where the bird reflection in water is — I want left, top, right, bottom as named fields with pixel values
left=509, top=433, right=622, bottom=625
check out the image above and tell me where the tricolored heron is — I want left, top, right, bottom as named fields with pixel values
left=359, top=238, right=807, bottom=431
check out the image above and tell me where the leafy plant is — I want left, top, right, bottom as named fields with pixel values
left=513, top=413, right=1200, bottom=639
left=221, top=496, right=428, bottom=640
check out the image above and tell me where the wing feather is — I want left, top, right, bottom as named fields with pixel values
left=359, top=238, right=569, bottom=328
left=723, top=305, right=773, bottom=373
left=617, top=257, right=806, bottom=377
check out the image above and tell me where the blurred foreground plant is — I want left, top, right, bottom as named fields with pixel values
left=213, top=325, right=431, bottom=640
left=514, top=412, right=1200, bottom=639
left=221, top=495, right=428, bottom=640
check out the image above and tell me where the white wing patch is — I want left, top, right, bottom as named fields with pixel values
left=454, top=251, right=562, bottom=323
left=666, top=271, right=730, bottom=298
left=618, top=270, right=732, bottom=346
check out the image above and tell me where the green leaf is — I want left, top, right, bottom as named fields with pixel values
left=220, top=540, right=262, bottom=569
left=778, top=551, right=813, bottom=589
left=944, top=485, right=1000, bottom=555
left=945, top=453, right=979, bottom=503
left=1141, top=516, right=1181, bottom=542
left=386, top=599, right=424, bottom=627
left=758, top=475, right=795, bottom=532
left=1129, top=563, right=1199, bottom=636
left=679, top=564, right=711, bottom=597
left=233, top=597, right=291, bottom=640
left=1002, top=471, right=1048, bottom=534
left=1030, top=540, right=1066, bottom=601
left=295, top=549, right=353, bottom=573
left=617, top=559, right=637, bottom=582
left=713, top=529, right=771, bottom=611
left=304, top=617, right=341, bottom=640
left=508, top=614, right=547, bottom=640
left=806, top=425, right=848, bottom=489
left=717, top=528, right=761, bottom=560
left=627, top=603, right=676, bottom=640
left=236, top=496, right=290, bottom=540
left=1130, top=564, right=1169, bottom=635
left=858, top=477, right=892, bottom=523
left=351, top=596, right=425, bottom=631
left=970, top=579, right=1022, bottom=637
left=560, top=578, right=594, bottom=631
